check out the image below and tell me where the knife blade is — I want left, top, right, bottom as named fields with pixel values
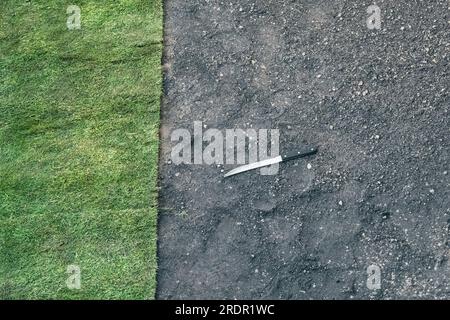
left=224, top=146, right=318, bottom=178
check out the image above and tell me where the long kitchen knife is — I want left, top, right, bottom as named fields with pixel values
left=224, top=146, right=318, bottom=178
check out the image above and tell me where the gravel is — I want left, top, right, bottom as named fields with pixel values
left=157, top=0, right=449, bottom=299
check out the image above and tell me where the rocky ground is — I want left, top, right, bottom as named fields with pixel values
left=157, top=0, right=449, bottom=299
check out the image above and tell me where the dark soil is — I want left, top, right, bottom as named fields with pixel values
left=157, top=0, right=449, bottom=299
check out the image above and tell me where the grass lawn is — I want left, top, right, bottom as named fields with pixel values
left=0, top=0, right=162, bottom=299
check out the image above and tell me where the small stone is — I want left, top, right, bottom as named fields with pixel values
left=429, top=189, right=435, bottom=194
left=175, top=172, right=180, bottom=177
left=307, top=163, right=312, bottom=170
left=338, top=201, right=343, bottom=206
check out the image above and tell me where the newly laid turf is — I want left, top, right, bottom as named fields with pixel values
left=0, top=0, right=162, bottom=299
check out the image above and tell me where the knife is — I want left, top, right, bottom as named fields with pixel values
left=224, top=146, right=318, bottom=178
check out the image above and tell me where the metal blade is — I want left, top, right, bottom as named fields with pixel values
left=224, top=156, right=282, bottom=177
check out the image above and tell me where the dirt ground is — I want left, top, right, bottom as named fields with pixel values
left=157, top=0, right=449, bottom=299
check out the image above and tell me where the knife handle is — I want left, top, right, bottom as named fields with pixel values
left=282, top=146, right=318, bottom=162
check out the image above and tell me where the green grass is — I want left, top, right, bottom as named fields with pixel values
left=0, top=0, right=162, bottom=299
